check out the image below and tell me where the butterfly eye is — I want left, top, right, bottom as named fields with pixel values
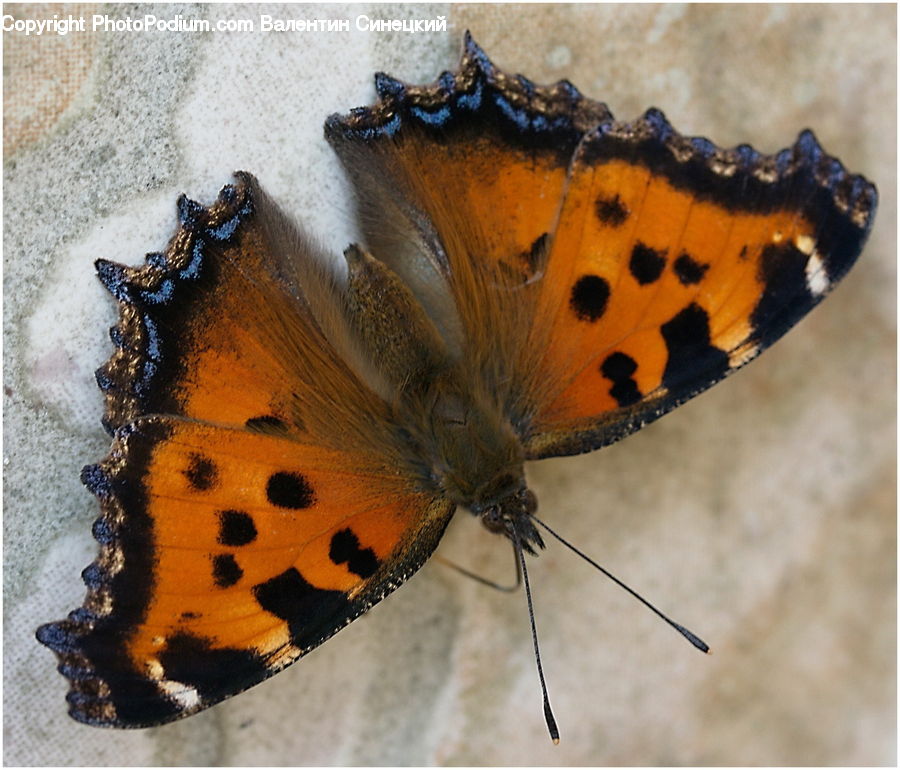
left=480, top=506, right=507, bottom=534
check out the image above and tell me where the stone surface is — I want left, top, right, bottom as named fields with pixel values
left=4, top=3, right=895, bottom=765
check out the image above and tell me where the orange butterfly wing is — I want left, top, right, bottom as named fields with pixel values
left=93, top=175, right=387, bottom=446
left=327, top=36, right=609, bottom=272
left=326, top=36, right=876, bottom=460
left=326, top=33, right=610, bottom=410
left=37, top=176, right=454, bottom=727
left=524, top=113, right=877, bottom=457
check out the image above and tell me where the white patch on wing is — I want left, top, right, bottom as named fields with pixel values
left=805, top=249, right=830, bottom=297
left=147, top=656, right=203, bottom=711
left=159, top=678, right=202, bottom=711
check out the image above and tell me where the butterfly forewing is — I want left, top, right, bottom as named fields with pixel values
left=325, top=35, right=876, bottom=460
left=524, top=115, right=876, bottom=457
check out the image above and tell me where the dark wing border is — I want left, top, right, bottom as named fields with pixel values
left=324, top=31, right=613, bottom=162
left=526, top=109, right=877, bottom=460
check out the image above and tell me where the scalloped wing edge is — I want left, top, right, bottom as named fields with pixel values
left=37, top=412, right=455, bottom=727
left=324, top=31, right=613, bottom=159
left=525, top=111, right=877, bottom=459
left=91, top=173, right=257, bottom=435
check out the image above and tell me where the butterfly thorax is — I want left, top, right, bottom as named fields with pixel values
left=343, top=244, right=541, bottom=549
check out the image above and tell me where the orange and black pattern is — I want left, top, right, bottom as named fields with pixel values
left=37, top=176, right=455, bottom=727
left=37, top=34, right=876, bottom=728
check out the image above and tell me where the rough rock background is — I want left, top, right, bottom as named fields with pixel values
left=4, top=3, right=895, bottom=765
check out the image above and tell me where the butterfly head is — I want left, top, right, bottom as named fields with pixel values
left=474, top=486, right=545, bottom=555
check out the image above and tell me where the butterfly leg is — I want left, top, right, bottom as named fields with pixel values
left=431, top=543, right=522, bottom=592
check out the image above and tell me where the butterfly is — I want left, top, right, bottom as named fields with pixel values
left=36, top=32, right=876, bottom=730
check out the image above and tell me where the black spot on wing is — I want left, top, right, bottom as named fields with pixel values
left=600, top=352, right=642, bottom=407
left=750, top=243, right=814, bottom=349
left=212, top=554, right=242, bottom=588
left=158, top=632, right=266, bottom=704
left=521, top=232, right=549, bottom=274
left=630, top=242, right=667, bottom=285
left=266, top=471, right=315, bottom=509
left=660, top=303, right=729, bottom=392
left=245, top=415, right=294, bottom=435
left=673, top=252, right=709, bottom=285
left=184, top=453, right=217, bottom=491
left=570, top=275, right=610, bottom=322
left=498, top=233, right=550, bottom=286
left=595, top=194, right=629, bottom=226
left=253, top=568, right=351, bottom=650
left=329, top=529, right=379, bottom=579
left=217, top=510, right=257, bottom=546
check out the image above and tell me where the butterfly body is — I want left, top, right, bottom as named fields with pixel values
left=36, top=33, right=875, bottom=728
left=344, top=243, right=539, bottom=548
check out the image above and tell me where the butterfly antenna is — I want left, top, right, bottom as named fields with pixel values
left=529, top=514, right=710, bottom=654
left=513, top=533, right=560, bottom=744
